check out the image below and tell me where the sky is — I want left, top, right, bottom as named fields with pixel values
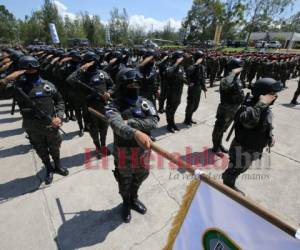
left=0, top=0, right=193, bottom=31
left=1, top=0, right=300, bottom=31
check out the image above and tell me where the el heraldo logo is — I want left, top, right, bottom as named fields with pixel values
left=202, top=228, right=241, bottom=250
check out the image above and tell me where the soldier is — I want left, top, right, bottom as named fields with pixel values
left=84, top=65, right=113, bottom=158
left=104, top=50, right=125, bottom=83
left=157, top=51, right=169, bottom=113
left=138, top=49, right=159, bottom=105
left=0, top=56, right=68, bottom=184
left=67, top=51, right=98, bottom=136
left=53, top=50, right=81, bottom=122
left=165, top=50, right=187, bottom=133
left=222, top=78, right=283, bottom=194
left=212, top=58, right=244, bottom=156
left=105, top=68, right=159, bottom=222
left=290, top=79, right=300, bottom=105
left=184, top=50, right=207, bottom=126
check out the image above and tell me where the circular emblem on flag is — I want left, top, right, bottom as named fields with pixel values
left=202, top=228, right=241, bottom=250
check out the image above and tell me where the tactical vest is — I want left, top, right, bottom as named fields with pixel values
left=220, top=78, right=244, bottom=105
left=17, top=78, right=56, bottom=124
left=235, top=100, right=272, bottom=151
left=114, top=97, right=157, bottom=147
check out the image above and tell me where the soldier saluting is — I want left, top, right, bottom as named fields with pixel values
left=222, top=78, right=283, bottom=194
left=0, top=56, right=68, bottom=185
left=212, top=58, right=244, bottom=156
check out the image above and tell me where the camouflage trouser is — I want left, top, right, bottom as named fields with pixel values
left=212, top=104, right=239, bottom=149
left=159, top=80, right=168, bottom=110
left=113, top=147, right=150, bottom=200
left=166, top=90, right=183, bottom=126
left=222, top=140, right=262, bottom=187
left=185, top=85, right=201, bottom=122
left=24, top=120, right=62, bottom=164
left=89, top=115, right=108, bottom=148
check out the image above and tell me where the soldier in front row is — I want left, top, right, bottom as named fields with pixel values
left=222, top=78, right=283, bottom=194
left=184, top=50, right=207, bottom=126
left=212, top=58, right=245, bottom=156
left=105, top=68, right=159, bottom=223
left=0, top=56, right=68, bottom=184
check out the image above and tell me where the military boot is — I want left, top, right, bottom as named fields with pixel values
left=122, top=196, right=132, bottom=223
left=53, top=157, right=69, bottom=176
left=130, top=190, right=147, bottom=214
left=44, top=160, right=54, bottom=185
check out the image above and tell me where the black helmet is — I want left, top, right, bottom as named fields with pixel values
left=10, top=50, right=24, bottom=63
left=111, top=50, right=123, bottom=61
left=144, top=49, right=156, bottom=58
left=117, top=68, right=143, bottom=85
left=19, top=56, right=40, bottom=70
left=83, top=51, right=99, bottom=62
left=69, top=50, right=81, bottom=60
left=227, top=57, right=244, bottom=71
left=172, top=50, right=184, bottom=61
left=252, top=78, right=283, bottom=97
left=116, top=68, right=143, bottom=101
left=193, top=50, right=204, bottom=61
left=139, top=48, right=147, bottom=57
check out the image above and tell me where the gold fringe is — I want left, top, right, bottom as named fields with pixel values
left=163, top=179, right=201, bottom=250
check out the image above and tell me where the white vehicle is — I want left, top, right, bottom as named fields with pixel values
left=255, top=40, right=269, bottom=48
left=268, top=41, right=282, bottom=49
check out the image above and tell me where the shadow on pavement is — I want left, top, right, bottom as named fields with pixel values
left=0, top=117, right=22, bottom=124
left=0, top=127, right=24, bottom=138
left=0, top=103, right=12, bottom=108
left=63, top=130, right=80, bottom=141
left=0, top=170, right=42, bottom=202
left=281, top=103, right=300, bottom=110
left=0, top=109, right=19, bottom=115
left=55, top=204, right=123, bottom=250
left=0, top=144, right=31, bottom=158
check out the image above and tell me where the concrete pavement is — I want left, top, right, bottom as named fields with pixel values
left=0, top=78, right=299, bottom=250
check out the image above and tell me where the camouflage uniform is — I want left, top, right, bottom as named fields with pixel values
left=0, top=76, right=65, bottom=170
left=106, top=97, right=159, bottom=202
left=222, top=99, right=273, bottom=188
left=212, top=72, right=244, bottom=152
left=86, top=70, right=113, bottom=150
left=184, top=61, right=206, bottom=124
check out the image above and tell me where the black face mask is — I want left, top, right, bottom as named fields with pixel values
left=25, top=71, right=40, bottom=82
left=121, top=85, right=140, bottom=102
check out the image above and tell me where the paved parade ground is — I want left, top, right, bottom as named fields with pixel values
left=0, top=79, right=299, bottom=250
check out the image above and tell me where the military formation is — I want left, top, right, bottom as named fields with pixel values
left=0, top=45, right=299, bottom=222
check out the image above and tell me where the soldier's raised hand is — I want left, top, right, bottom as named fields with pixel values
left=4, top=70, right=26, bottom=82
left=175, top=57, right=184, bottom=65
left=80, top=61, right=95, bottom=71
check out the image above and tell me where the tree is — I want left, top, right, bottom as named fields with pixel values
left=182, top=0, right=239, bottom=42
left=109, top=7, right=129, bottom=45
left=80, top=12, right=105, bottom=46
left=244, top=0, right=295, bottom=43
left=0, top=5, right=18, bottom=44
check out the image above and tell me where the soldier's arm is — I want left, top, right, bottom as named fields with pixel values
left=127, top=116, right=159, bottom=131
left=220, top=72, right=235, bottom=90
left=66, top=68, right=82, bottom=85
left=238, top=102, right=269, bottom=128
left=166, top=64, right=178, bottom=76
left=106, top=109, right=137, bottom=140
left=52, top=86, right=65, bottom=119
left=0, top=80, right=15, bottom=99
